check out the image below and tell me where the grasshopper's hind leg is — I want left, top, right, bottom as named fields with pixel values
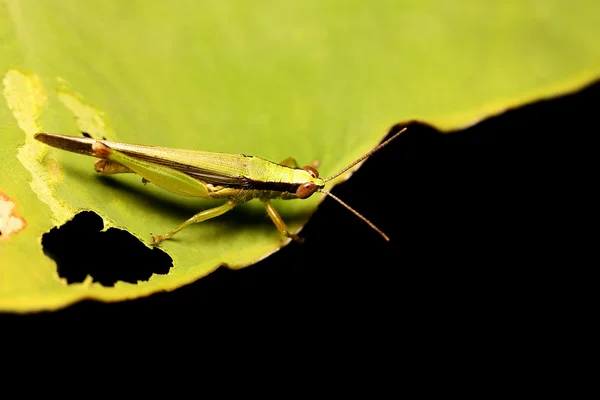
left=152, top=200, right=239, bottom=244
left=92, top=141, right=210, bottom=197
left=95, top=160, right=150, bottom=184
left=262, top=199, right=304, bottom=243
left=94, top=159, right=134, bottom=175
left=91, top=140, right=234, bottom=244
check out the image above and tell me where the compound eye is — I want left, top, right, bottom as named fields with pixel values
left=302, top=165, right=319, bottom=179
left=296, top=182, right=316, bottom=199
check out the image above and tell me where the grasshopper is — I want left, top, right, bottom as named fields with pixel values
left=34, top=128, right=406, bottom=244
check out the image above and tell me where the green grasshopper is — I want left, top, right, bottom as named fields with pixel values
left=34, top=128, right=406, bottom=244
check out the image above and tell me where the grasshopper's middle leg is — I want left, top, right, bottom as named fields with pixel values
left=152, top=200, right=239, bottom=244
left=262, top=199, right=304, bottom=243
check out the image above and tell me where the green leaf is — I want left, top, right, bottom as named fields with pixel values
left=1, top=0, right=599, bottom=312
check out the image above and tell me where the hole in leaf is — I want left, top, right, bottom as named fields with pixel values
left=41, top=211, right=172, bottom=286
left=0, top=191, right=27, bottom=241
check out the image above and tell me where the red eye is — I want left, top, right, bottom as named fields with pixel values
left=302, top=165, right=319, bottom=178
left=296, top=182, right=316, bottom=199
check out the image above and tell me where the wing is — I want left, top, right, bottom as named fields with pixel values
left=34, top=133, right=252, bottom=186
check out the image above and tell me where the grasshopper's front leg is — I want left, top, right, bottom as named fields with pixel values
left=279, top=157, right=320, bottom=169
left=92, top=141, right=240, bottom=244
left=262, top=199, right=304, bottom=243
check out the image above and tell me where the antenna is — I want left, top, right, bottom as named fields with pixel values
left=318, top=189, right=389, bottom=241
left=323, top=127, right=407, bottom=182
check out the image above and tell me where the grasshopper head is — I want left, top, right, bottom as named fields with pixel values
left=296, top=165, right=325, bottom=199
left=300, top=127, right=407, bottom=241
